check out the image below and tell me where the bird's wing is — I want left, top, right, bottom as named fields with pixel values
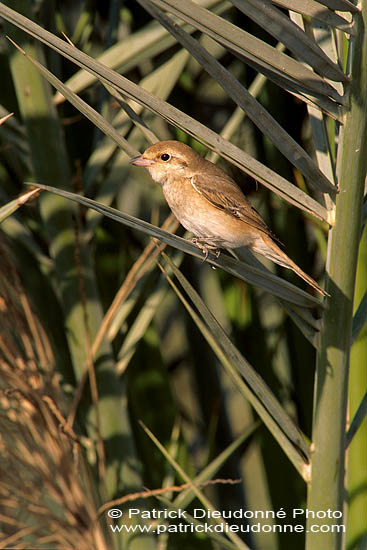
left=191, top=173, right=279, bottom=241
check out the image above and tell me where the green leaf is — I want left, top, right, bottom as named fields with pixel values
left=6, top=36, right=138, bottom=159
left=139, top=0, right=337, bottom=194
left=272, top=0, right=355, bottom=34
left=146, top=0, right=347, bottom=96
left=27, top=183, right=324, bottom=308
left=173, top=424, right=259, bottom=508
left=158, top=252, right=310, bottom=477
left=230, top=0, right=348, bottom=81
left=54, top=0, right=227, bottom=104
left=0, top=2, right=331, bottom=223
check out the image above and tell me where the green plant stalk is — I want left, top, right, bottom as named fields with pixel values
left=347, top=225, right=367, bottom=550
left=306, top=7, right=367, bottom=550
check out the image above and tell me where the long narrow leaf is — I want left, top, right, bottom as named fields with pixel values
left=148, top=0, right=347, bottom=94
left=84, top=47, right=189, bottom=230
left=147, top=0, right=346, bottom=118
left=345, top=393, right=367, bottom=449
left=6, top=37, right=138, bottom=159
left=27, top=183, right=324, bottom=308
left=140, top=422, right=251, bottom=550
left=230, top=0, right=348, bottom=81
left=273, top=0, right=355, bottom=34
left=140, top=0, right=336, bottom=194
left=54, top=0, right=228, bottom=105
left=352, top=291, right=367, bottom=343
left=314, top=0, right=359, bottom=12
left=115, top=276, right=169, bottom=374
left=174, top=424, right=259, bottom=508
left=0, top=3, right=331, bottom=223
left=0, top=188, right=40, bottom=223
left=158, top=254, right=310, bottom=477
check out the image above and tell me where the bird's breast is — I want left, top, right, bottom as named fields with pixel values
left=161, top=177, right=256, bottom=248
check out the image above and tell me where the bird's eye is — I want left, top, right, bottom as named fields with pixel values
left=160, top=153, right=171, bottom=162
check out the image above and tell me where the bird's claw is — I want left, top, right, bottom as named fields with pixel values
left=191, top=238, right=220, bottom=262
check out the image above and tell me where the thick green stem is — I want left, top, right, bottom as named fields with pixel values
left=347, top=226, right=367, bottom=549
left=306, top=8, right=367, bottom=550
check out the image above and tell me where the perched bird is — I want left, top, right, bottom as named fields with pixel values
left=130, top=140, right=327, bottom=296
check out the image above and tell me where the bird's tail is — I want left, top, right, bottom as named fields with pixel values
left=252, top=235, right=329, bottom=297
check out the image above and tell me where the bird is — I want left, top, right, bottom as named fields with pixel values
left=129, top=140, right=327, bottom=296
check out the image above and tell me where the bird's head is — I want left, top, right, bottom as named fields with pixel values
left=129, top=140, right=199, bottom=185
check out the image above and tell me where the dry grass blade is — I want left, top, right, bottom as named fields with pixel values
left=139, top=0, right=336, bottom=194
left=97, top=479, right=240, bottom=517
left=0, top=239, right=108, bottom=550
left=115, top=275, right=169, bottom=374
left=67, top=215, right=178, bottom=427
left=173, top=425, right=259, bottom=509
left=0, top=188, right=40, bottom=223
left=139, top=422, right=251, bottom=550
left=92, top=214, right=178, bottom=357
left=0, top=112, right=14, bottom=125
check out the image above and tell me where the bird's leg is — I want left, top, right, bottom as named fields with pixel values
left=190, top=238, right=221, bottom=261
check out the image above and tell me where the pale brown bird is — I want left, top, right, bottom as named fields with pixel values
left=130, top=140, right=327, bottom=296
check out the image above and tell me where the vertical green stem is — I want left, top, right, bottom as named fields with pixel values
left=306, top=7, right=367, bottom=550
left=347, top=226, right=367, bottom=549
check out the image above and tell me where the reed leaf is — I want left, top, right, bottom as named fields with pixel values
left=54, top=0, right=228, bottom=105
left=174, top=424, right=259, bottom=508
left=146, top=0, right=347, bottom=97
left=0, top=2, right=332, bottom=224
left=27, top=183, right=324, bottom=308
left=272, top=0, right=354, bottom=34
left=351, top=291, right=367, bottom=344
left=345, top=393, right=367, bottom=450
left=313, top=0, right=359, bottom=12
left=140, top=422, right=251, bottom=550
left=158, top=252, right=310, bottom=477
left=0, top=188, right=40, bottom=222
left=230, top=0, right=347, bottom=80
left=139, top=0, right=337, bottom=194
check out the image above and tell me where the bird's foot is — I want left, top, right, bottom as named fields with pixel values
left=191, top=238, right=221, bottom=261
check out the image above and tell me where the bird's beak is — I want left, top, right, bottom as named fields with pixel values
left=129, top=155, right=154, bottom=167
